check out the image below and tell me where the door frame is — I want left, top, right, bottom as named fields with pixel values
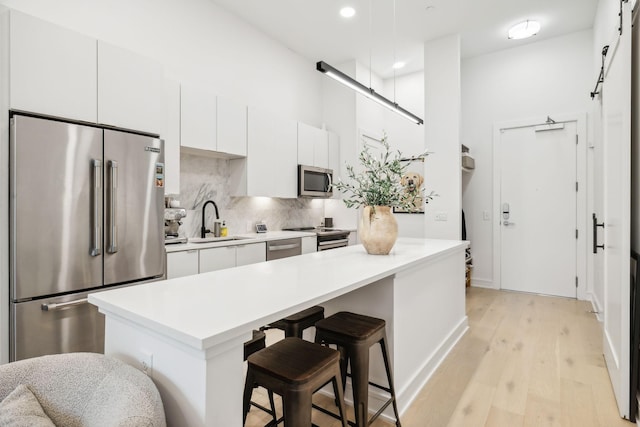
left=492, top=113, right=588, bottom=299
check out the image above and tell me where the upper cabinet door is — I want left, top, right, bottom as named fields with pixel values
left=297, top=122, right=328, bottom=168
left=297, top=122, right=315, bottom=166
left=217, top=97, right=247, bottom=157
left=97, top=41, right=164, bottom=134
left=9, top=10, right=97, bottom=122
left=246, top=106, right=297, bottom=198
left=180, top=84, right=216, bottom=152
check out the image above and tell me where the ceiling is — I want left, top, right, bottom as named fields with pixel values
left=212, top=0, right=599, bottom=78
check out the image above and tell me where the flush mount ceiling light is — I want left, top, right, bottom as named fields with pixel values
left=340, top=6, right=356, bottom=18
left=318, top=0, right=423, bottom=125
left=508, top=20, right=540, bottom=40
left=392, top=61, right=405, bottom=69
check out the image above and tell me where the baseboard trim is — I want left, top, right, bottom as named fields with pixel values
left=471, top=278, right=496, bottom=289
left=395, top=315, right=469, bottom=416
left=589, top=292, right=604, bottom=322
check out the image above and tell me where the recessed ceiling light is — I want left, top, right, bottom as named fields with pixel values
left=508, top=20, right=540, bottom=40
left=340, top=6, right=356, bottom=18
left=392, top=61, right=406, bottom=69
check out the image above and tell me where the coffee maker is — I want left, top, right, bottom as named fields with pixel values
left=164, top=208, right=187, bottom=243
left=164, top=195, right=187, bottom=244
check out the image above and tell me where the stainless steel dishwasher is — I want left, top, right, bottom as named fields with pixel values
left=266, top=238, right=302, bottom=261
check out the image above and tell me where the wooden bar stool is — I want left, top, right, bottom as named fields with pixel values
left=244, top=330, right=278, bottom=426
left=243, top=337, right=348, bottom=427
left=263, top=306, right=325, bottom=339
left=314, top=312, right=402, bottom=427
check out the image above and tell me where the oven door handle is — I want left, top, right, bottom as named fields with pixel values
left=268, top=243, right=301, bottom=251
left=317, top=238, right=349, bottom=250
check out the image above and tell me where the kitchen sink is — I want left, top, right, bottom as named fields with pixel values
left=188, top=236, right=251, bottom=244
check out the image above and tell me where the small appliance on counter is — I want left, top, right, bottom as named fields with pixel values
left=165, top=208, right=187, bottom=244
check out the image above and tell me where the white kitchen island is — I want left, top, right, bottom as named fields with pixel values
left=89, top=238, right=468, bottom=426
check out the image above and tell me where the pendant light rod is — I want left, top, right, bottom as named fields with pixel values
left=316, top=61, right=424, bottom=125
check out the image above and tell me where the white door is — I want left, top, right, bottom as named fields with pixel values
left=499, top=121, right=577, bottom=298
left=602, top=2, right=632, bottom=418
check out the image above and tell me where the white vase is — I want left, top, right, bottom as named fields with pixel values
left=359, top=206, right=398, bottom=255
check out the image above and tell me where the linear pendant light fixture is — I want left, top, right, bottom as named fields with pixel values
left=316, top=61, right=423, bottom=125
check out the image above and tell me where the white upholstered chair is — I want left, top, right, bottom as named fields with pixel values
left=0, top=352, right=166, bottom=427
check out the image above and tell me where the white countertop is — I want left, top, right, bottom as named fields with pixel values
left=90, top=238, right=467, bottom=351
left=165, top=230, right=317, bottom=252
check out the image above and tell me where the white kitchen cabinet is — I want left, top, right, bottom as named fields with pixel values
left=97, top=41, right=164, bottom=134
left=298, top=122, right=328, bottom=169
left=328, top=131, right=341, bottom=199
left=8, top=10, right=97, bottom=123
left=199, top=246, right=236, bottom=273
left=230, top=106, right=297, bottom=198
left=163, top=79, right=181, bottom=195
left=167, top=250, right=199, bottom=279
left=180, top=90, right=246, bottom=157
left=236, top=242, right=266, bottom=266
left=301, top=236, right=317, bottom=254
left=217, top=97, right=247, bottom=157
left=180, top=84, right=216, bottom=152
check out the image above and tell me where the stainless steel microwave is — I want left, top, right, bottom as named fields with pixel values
left=298, top=165, right=333, bottom=198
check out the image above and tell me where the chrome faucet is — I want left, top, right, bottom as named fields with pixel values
left=201, top=200, right=220, bottom=238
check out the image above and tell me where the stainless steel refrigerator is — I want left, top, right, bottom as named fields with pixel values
left=9, top=114, right=165, bottom=361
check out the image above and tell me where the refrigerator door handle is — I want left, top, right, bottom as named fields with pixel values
left=41, top=298, right=88, bottom=311
left=108, top=160, right=118, bottom=254
left=91, top=159, right=102, bottom=256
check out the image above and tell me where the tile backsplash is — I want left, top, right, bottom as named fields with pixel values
left=174, top=153, right=325, bottom=237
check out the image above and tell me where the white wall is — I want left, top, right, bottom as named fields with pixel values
left=424, top=35, right=462, bottom=240
left=461, top=30, right=593, bottom=288
left=0, top=0, right=323, bottom=126
left=382, top=71, right=426, bottom=237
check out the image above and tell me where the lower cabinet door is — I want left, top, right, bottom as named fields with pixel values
left=199, top=246, right=236, bottom=273
left=301, top=236, right=317, bottom=254
left=236, top=243, right=266, bottom=266
left=167, top=250, right=199, bottom=279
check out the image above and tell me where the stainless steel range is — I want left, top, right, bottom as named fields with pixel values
left=282, top=227, right=351, bottom=251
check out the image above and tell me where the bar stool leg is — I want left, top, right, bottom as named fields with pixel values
left=331, top=371, right=349, bottom=427
left=351, top=343, right=370, bottom=427
left=243, top=370, right=256, bottom=423
left=267, top=390, right=277, bottom=425
left=283, top=389, right=312, bottom=426
left=380, top=334, right=402, bottom=427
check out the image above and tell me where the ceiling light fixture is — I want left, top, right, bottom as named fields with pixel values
left=392, top=61, right=405, bottom=69
left=316, top=61, right=423, bottom=124
left=318, top=0, right=423, bottom=125
left=340, top=6, right=356, bottom=18
left=508, top=20, right=540, bottom=40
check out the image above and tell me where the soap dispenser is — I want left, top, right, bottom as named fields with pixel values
left=220, top=220, right=228, bottom=237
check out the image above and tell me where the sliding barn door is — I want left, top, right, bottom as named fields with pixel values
left=602, top=1, right=633, bottom=418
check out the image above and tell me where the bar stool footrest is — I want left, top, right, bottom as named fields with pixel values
left=311, top=404, right=357, bottom=427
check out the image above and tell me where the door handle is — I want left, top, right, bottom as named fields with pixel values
left=269, top=243, right=300, bottom=251
left=503, top=220, right=515, bottom=226
left=593, top=213, right=605, bottom=254
left=41, top=298, right=88, bottom=311
left=108, top=160, right=118, bottom=254
left=91, top=159, right=102, bottom=256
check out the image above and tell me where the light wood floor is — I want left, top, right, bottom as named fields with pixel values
left=246, top=287, right=634, bottom=426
